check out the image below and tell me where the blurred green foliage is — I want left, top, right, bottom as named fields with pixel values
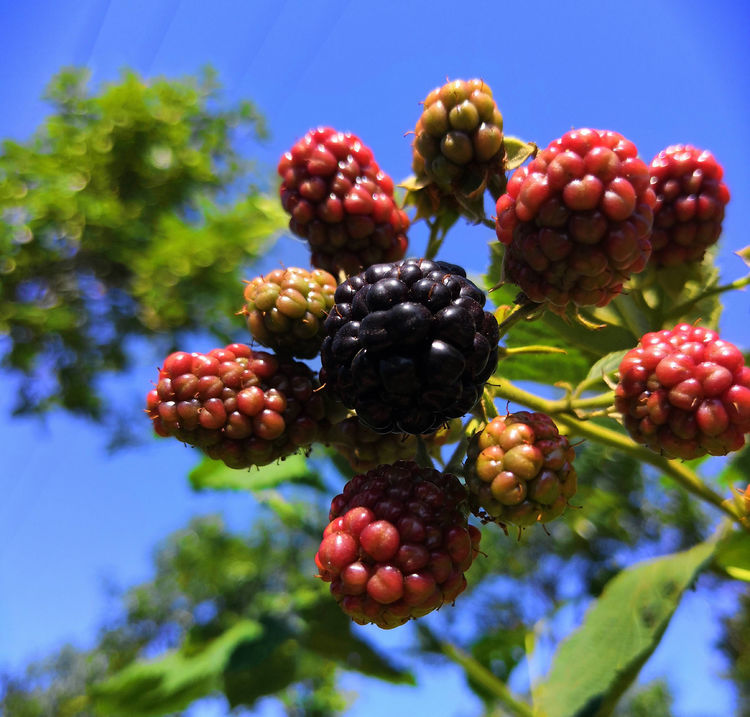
left=1, top=68, right=747, bottom=717
left=0, top=513, right=411, bottom=717
left=0, top=68, right=285, bottom=419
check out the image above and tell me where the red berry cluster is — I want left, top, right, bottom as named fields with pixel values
left=616, top=324, right=750, bottom=459
left=648, top=144, right=730, bottom=267
left=278, top=127, right=409, bottom=276
left=146, top=344, right=326, bottom=468
left=315, top=460, right=480, bottom=629
left=466, top=412, right=577, bottom=528
left=496, top=128, right=655, bottom=311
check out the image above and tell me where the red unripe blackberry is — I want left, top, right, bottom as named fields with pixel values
left=146, top=343, right=326, bottom=467
left=242, top=267, right=337, bottom=359
left=320, top=258, right=499, bottom=435
left=278, top=127, right=409, bottom=276
left=465, top=412, right=577, bottom=528
left=648, top=145, right=730, bottom=267
left=615, top=324, right=750, bottom=459
left=495, top=128, right=656, bottom=312
left=410, top=79, right=505, bottom=218
left=315, top=460, right=481, bottom=628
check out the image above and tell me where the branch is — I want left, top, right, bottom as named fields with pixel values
left=488, top=378, right=748, bottom=528
left=437, top=640, right=534, bottom=717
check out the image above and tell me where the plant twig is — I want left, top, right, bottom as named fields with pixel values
left=663, top=274, right=750, bottom=322
left=489, top=378, right=748, bottom=528
left=437, top=640, right=534, bottom=717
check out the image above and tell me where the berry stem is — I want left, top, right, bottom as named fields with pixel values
left=482, top=387, right=499, bottom=420
left=415, top=435, right=435, bottom=470
left=445, top=431, right=470, bottom=475
left=435, top=639, right=534, bottom=717
left=489, top=378, right=748, bottom=528
left=495, top=296, right=545, bottom=340
left=425, top=220, right=445, bottom=260
left=566, top=391, right=616, bottom=411
left=499, top=345, right=568, bottom=357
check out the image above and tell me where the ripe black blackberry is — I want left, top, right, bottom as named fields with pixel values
left=320, top=258, right=499, bottom=434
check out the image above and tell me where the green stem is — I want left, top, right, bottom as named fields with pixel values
left=572, top=373, right=611, bottom=398
left=483, top=387, right=500, bottom=420
left=496, top=297, right=545, bottom=340
left=663, top=274, right=750, bottom=321
left=445, top=432, right=470, bottom=475
left=500, top=345, right=567, bottom=357
left=415, top=436, right=435, bottom=470
left=490, top=379, right=746, bottom=527
left=424, top=221, right=443, bottom=260
left=438, top=640, right=534, bottom=717
left=481, top=216, right=497, bottom=231
left=569, top=391, right=616, bottom=411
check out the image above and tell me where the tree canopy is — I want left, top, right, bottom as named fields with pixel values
left=0, top=68, right=285, bottom=419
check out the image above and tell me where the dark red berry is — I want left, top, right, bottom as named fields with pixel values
left=495, top=128, right=656, bottom=312
left=648, top=145, right=730, bottom=267
left=316, top=460, right=481, bottom=629
left=278, top=127, right=409, bottom=276
left=146, top=344, right=326, bottom=468
left=615, top=324, right=750, bottom=459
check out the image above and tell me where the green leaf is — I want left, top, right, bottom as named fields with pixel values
left=188, top=453, right=324, bottom=492
left=715, top=441, right=750, bottom=488
left=298, top=600, right=415, bottom=685
left=485, top=240, right=505, bottom=296
left=91, top=619, right=263, bottom=716
left=535, top=539, right=717, bottom=717
left=222, top=617, right=300, bottom=708
left=584, top=349, right=630, bottom=385
left=504, top=136, right=538, bottom=170
left=714, top=531, right=750, bottom=582
left=398, top=173, right=430, bottom=192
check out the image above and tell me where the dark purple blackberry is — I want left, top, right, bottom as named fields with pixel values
left=320, top=259, right=499, bottom=434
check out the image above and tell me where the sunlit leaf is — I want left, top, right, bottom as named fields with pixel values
left=714, top=531, right=750, bottom=582
left=188, top=453, right=324, bottom=492
left=91, top=620, right=263, bottom=716
left=535, top=539, right=717, bottom=717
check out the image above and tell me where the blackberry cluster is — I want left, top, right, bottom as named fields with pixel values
left=648, top=145, right=730, bottom=267
left=615, top=324, right=750, bottom=459
left=495, top=128, right=656, bottom=312
left=315, top=460, right=481, bottom=629
left=146, top=344, right=326, bottom=468
left=320, top=259, right=499, bottom=434
left=465, top=412, right=577, bottom=528
left=278, top=127, right=409, bottom=275
left=242, top=267, right=337, bottom=359
left=411, top=78, right=505, bottom=217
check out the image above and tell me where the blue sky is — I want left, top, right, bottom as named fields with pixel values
left=1, top=1, right=749, bottom=715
